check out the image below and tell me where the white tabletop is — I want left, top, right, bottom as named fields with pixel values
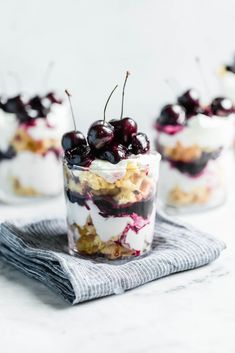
left=0, top=193, right=234, bottom=353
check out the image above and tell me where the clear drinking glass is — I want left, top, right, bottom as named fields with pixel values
left=156, top=114, right=234, bottom=213
left=0, top=103, right=67, bottom=203
left=63, top=152, right=161, bottom=260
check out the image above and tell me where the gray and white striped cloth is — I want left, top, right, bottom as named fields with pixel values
left=0, top=211, right=225, bottom=305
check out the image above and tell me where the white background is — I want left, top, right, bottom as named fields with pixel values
left=1, top=3, right=235, bottom=352
left=0, top=0, right=234, bottom=140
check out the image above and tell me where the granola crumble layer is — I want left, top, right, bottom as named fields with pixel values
left=169, top=185, right=211, bottom=205
left=12, top=177, right=40, bottom=196
left=12, top=128, right=60, bottom=155
left=64, top=161, right=153, bottom=206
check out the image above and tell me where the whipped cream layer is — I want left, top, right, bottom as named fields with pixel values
left=88, top=152, right=161, bottom=183
left=21, top=104, right=68, bottom=141
left=159, top=159, right=227, bottom=209
left=159, top=159, right=225, bottom=195
left=66, top=199, right=155, bottom=252
left=157, top=114, right=234, bottom=150
left=21, top=118, right=61, bottom=141
left=0, top=151, right=63, bottom=196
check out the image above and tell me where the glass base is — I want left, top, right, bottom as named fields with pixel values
left=162, top=192, right=227, bottom=215
left=68, top=243, right=152, bottom=264
left=0, top=188, right=62, bottom=205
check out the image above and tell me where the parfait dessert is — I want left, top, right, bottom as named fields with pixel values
left=63, top=73, right=160, bottom=260
left=155, top=89, right=234, bottom=212
left=0, top=92, right=66, bottom=201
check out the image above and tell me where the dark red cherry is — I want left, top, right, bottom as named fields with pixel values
left=201, top=105, right=213, bottom=117
left=158, top=104, right=186, bottom=126
left=87, top=120, right=114, bottom=150
left=29, top=96, right=42, bottom=109
left=18, top=111, right=32, bottom=122
left=225, top=65, right=235, bottom=74
left=3, top=95, right=26, bottom=114
left=65, top=145, right=93, bottom=167
left=0, top=146, right=16, bottom=161
left=109, top=118, right=119, bottom=127
left=177, top=89, right=200, bottom=113
left=131, top=132, right=150, bottom=154
left=110, top=117, right=137, bottom=145
left=46, top=92, right=62, bottom=104
left=62, top=131, right=87, bottom=151
left=99, top=143, right=128, bottom=164
left=2, top=95, right=30, bottom=122
left=211, top=97, right=234, bottom=117
left=28, top=95, right=49, bottom=118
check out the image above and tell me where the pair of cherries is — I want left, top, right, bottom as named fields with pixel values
left=62, top=73, right=150, bottom=166
left=0, top=92, right=61, bottom=122
left=63, top=117, right=149, bottom=166
left=157, top=88, right=234, bottom=127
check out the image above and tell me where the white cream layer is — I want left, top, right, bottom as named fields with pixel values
left=0, top=151, right=63, bottom=195
left=158, top=158, right=225, bottom=198
left=157, top=113, right=234, bottom=150
left=88, top=152, right=161, bottom=183
left=24, top=104, right=69, bottom=141
left=25, top=118, right=61, bottom=141
left=124, top=207, right=156, bottom=251
left=66, top=199, right=155, bottom=252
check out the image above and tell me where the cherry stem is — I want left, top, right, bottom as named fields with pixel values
left=8, top=71, right=22, bottom=92
left=65, top=89, right=77, bottom=131
left=120, top=71, right=130, bottom=119
left=195, top=57, right=210, bottom=96
left=42, top=61, right=54, bottom=90
left=103, top=84, right=118, bottom=122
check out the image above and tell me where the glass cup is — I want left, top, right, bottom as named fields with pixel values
left=0, top=101, right=67, bottom=203
left=156, top=113, right=234, bottom=213
left=63, top=152, right=161, bottom=260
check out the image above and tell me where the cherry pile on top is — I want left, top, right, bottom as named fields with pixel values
left=62, top=117, right=150, bottom=166
left=156, top=88, right=234, bottom=127
left=62, top=73, right=150, bottom=166
left=0, top=92, right=62, bottom=123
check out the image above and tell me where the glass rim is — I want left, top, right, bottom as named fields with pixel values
left=63, top=150, right=161, bottom=172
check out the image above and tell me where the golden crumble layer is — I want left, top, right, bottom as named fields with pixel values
left=169, top=185, right=211, bottom=205
left=164, top=142, right=203, bottom=162
left=11, top=128, right=60, bottom=155
left=71, top=217, right=134, bottom=259
left=64, top=161, right=153, bottom=205
left=12, top=177, right=40, bottom=196
left=163, top=141, right=219, bottom=163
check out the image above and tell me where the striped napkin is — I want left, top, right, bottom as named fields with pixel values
left=0, top=211, right=225, bottom=304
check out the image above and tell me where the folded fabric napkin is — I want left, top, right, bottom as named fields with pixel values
left=0, top=211, right=225, bottom=305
